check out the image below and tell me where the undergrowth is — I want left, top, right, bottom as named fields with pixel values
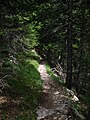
left=45, top=63, right=64, bottom=85
left=1, top=51, right=42, bottom=120
left=45, top=63, right=88, bottom=119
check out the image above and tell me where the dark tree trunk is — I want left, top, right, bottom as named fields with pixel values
left=66, top=0, right=73, bottom=89
left=76, top=1, right=85, bottom=95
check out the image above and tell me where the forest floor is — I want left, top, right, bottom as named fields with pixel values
left=37, top=62, right=72, bottom=120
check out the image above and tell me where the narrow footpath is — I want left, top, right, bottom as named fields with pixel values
left=36, top=62, right=71, bottom=120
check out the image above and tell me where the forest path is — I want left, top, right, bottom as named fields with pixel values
left=36, top=62, right=70, bottom=120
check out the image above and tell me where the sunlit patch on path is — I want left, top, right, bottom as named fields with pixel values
left=37, top=62, right=70, bottom=120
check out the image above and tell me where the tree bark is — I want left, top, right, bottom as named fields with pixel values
left=76, top=1, right=85, bottom=95
left=66, top=0, right=73, bottom=89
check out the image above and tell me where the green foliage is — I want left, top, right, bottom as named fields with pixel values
left=29, top=59, right=39, bottom=70
left=8, top=60, right=42, bottom=103
left=2, top=57, right=42, bottom=119
left=23, top=24, right=39, bottom=49
left=45, top=63, right=63, bottom=84
left=15, top=110, right=36, bottom=120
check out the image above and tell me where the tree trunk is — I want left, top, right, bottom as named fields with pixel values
left=66, top=0, right=73, bottom=89
left=76, top=1, right=85, bottom=95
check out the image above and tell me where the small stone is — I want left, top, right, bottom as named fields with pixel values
left=54, top=117, right=57, bottom=120
left=54, top=91, right=60, bottom=95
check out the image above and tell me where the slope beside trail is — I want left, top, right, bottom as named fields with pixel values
left=36, top=62, right=71, bottom=120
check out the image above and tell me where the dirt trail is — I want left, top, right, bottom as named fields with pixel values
left=37, top=62, right=70, bottom=120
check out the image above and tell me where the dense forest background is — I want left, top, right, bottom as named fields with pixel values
left=0, top=0, right=90, bottom=119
